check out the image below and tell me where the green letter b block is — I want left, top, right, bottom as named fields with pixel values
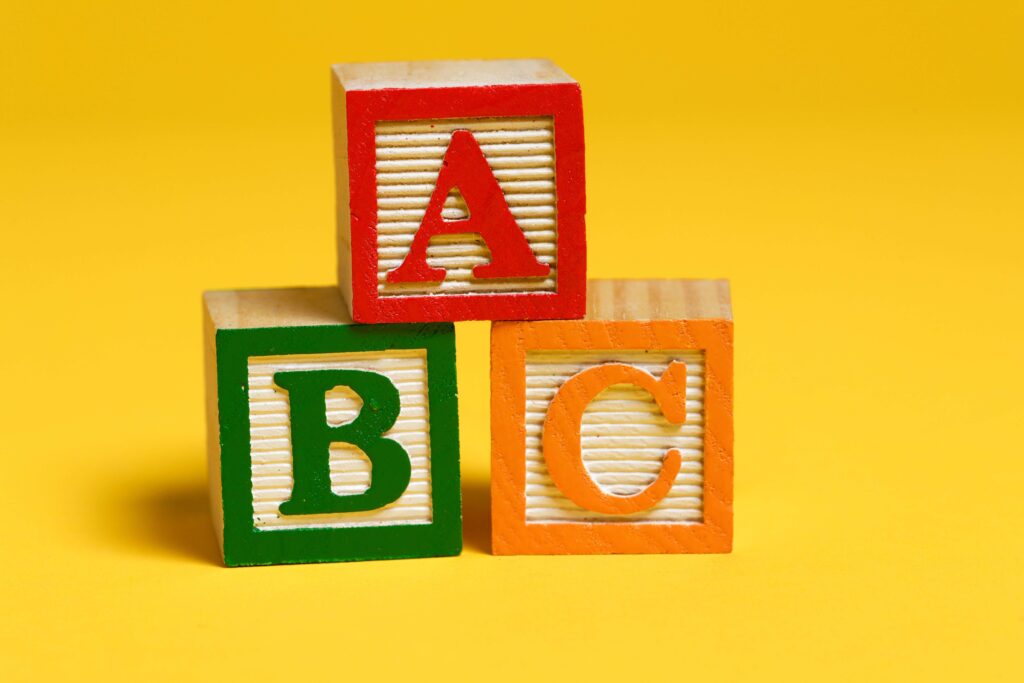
left=204, top=287, right=461, bottom=567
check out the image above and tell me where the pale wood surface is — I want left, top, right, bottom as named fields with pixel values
left=247, top=350, right=433, bottom=530
left=333, top=59, right=575, bottom=91
left=586, top=279, right=732, bottom=321
left=202, top=287, right=436, bottom=554
left=203, top=307, right=225, bottom=550
left=374, top=116, right=558, bottom=297
left=332, top=76, right=354, bottom=314
left=523, top=349, right=706, bottom=523
left=204, top=287, right=352, bottom=330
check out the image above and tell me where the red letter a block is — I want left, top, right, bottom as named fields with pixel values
left=332, top=60, right=586, bottom=323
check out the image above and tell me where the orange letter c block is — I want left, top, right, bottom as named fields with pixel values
left=542, top=362, right=688, bottom=515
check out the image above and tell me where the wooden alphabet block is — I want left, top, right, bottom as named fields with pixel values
left=203, top=287, right=461, bottom=566
left=490, top=279, right=733, bottom=555
left=332, top=59, right=586, bottom=323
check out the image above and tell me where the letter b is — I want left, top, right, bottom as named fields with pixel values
left=273, top=369, right=411, bottom=516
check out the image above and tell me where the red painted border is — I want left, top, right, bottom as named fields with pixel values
left=345, top=83, right=586, bottom=323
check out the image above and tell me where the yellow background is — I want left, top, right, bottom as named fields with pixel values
left=2, top=1, right=1022, bottom=680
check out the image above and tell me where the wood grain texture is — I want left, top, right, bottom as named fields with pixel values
left=204, top=287, right=352, bottom=329
left=333, top=60, right=586, bottom=323
left=333, top=81, right=354, bottom=317
left=586, top=278, right=732, bottom=321
left=334, top=59, right=574, bottom=91
left=375, top=117, right=557, bottom=297
left=202, top=286, right=461, bottom=566
left=204, top=304, right=225, bottom=552
left=524, top=351, right=705, bottom=522
left=248, top=351, right=432, bottom=530
left=491, top=279, right=734, bottom=555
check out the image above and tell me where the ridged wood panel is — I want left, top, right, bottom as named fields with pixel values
left=375, top=117, right=557, bottom=296
left=247, top=350, right=432, bottom=530
left=524, top=351, right=705, bottom=523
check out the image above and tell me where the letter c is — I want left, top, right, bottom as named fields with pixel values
left=542, top=362, right=688, bottom=515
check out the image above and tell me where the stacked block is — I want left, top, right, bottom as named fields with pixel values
left=204, top=59, right=734, bottom=566
left=331, top=60, right=586, bottom=323
left=490, top=279, right=733, bottom=555
left=204, top=288, right=460, bottom=566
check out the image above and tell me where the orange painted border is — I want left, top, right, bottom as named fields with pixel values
left=490, top=319, right=734, bottom=555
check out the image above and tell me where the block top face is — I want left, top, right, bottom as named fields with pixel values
left=333, top=59, right=575, bottom=91
left=585, top=279, right=732, bottom=322
left=204, top=287, right=353, bottom=330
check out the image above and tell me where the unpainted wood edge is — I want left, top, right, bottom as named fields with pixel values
left=331, top=59, right=576, bottom=90
left=585, top=278, right=733, bottom=322
left=333, top=69, right=355, bottom=317
left=711, top=278, right=733, bottom=321
left=203, top=300, right=225, bottom=559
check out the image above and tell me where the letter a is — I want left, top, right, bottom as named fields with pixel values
left=385, top=129, right=551, bottom=283
left=273, top=369, right=411, bottom=515
left=542, top=362, right=689, bottom=515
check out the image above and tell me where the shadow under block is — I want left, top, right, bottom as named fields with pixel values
left=203, top=287, right=461, bottom=566
left=332, top=59, right=586, bottom=324
left=490, top=279, right=734, bottom=555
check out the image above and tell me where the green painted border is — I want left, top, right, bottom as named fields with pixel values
left=215, top=322, right=461, bottom=566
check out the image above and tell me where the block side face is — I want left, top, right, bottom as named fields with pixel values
left=333, top=71, right=355, bottom=317
left=494, top=319, right=733, bottom=555
left=343, top=82, right=586, bottom=323
left=204, top=287, right=352, bottom=330
left=216, top=322, right=461, bottom=566
left=334, top=59, right=575, bottom=91
left=586, top=279, right=732, bottom=322
left=204, top=310, right=225, bottom=557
